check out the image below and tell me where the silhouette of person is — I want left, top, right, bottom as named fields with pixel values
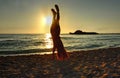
left=50, top=4, right=69, bottom=60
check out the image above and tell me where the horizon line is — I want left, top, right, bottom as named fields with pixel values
left=0, top=33, right=120, bottom=35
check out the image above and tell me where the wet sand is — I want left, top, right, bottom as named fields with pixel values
left=0, top=47, right=120, bottom=78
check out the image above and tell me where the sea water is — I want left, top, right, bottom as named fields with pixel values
left=0, top=34, right=120, bottom=56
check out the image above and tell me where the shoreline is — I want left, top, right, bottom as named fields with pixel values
left=0, top=47, right=120, bottom=77
left=0, top=47, right=120, bottom=57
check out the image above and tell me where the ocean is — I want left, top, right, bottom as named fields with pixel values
left=0, top=34, right=120, bottom=56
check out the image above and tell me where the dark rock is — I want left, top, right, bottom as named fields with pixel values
left=69, top=30, right=98, bottom=35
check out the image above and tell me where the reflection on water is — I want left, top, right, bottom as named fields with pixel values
left=0, top=34, right=120, bottom=55
left=45, top=33, right=52, bottom=49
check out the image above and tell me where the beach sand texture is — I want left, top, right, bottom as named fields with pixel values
left=0, top=47, right=120, bottom=78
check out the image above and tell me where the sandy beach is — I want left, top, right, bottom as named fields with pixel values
left=0, top=47, right=120, bottom=78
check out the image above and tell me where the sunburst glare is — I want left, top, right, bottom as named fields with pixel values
left=42, top=16, right=52, bottom=26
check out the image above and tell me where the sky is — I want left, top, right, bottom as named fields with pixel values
left=0, top=0, right=120, bottom=34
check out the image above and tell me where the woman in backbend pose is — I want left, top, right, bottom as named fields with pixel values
left=50, top=4, right=69, bottom=60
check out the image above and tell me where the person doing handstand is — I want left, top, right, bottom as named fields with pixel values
left=50, top=4, right=69, bottom=60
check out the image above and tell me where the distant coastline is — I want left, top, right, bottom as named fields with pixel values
left=69, top=30, right=98, bottom=35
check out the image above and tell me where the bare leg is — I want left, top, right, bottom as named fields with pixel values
left=51, top=9, right=56, bottom=21
left=55, top=4, right=60, bottom=21
left=51, top=9, right=56, bottom=59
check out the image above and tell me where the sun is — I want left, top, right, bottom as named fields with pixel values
left=42, top=16, right=52, bottom=26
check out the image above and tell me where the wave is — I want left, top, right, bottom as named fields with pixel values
left=0, top=40, right=44, bottom=46
left=0, top=48, right=51, bottom=55
left=0, top=34, right=120, bottom=56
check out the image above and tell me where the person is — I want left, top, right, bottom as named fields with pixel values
left=50, top=4, right=69, bottom=60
